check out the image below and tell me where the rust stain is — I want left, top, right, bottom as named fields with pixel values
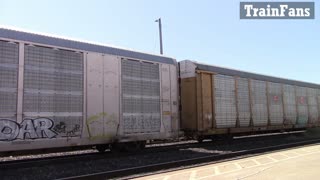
left=86, top=112, right=119, bottom=140
left=163, top=111, right=171, bottom=116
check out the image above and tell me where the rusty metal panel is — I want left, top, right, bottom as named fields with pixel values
left=23, top=45, right=83, bottom=138
left=307, top=88, right=318, bottom=124
left=250, top=80, right=268, bottom=126
left=0, top=41, right=18, bottom=120
left=283, top=84, right=297, bottom=124
left=200, top=73, right=213, bottom=130
left=121, top=59, right=161, bottom=134
left=180, top=77, right=197, bottom=130
left=296, top=86, right=308, bottom=125
left=267, top=82, right=284, bottom=125
left=196, top=73, right=203, bottom=131
left=214, top=75, right=236, bottom=128
left=236, top=77, right=250, bottom=127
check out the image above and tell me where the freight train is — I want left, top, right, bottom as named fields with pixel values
left=0, top=27, right=319, bottom=153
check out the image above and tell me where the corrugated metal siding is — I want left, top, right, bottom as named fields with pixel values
left=0, top=40, right=18, bottom=119
left=214, top=75, right=236, bottom=128
left=307, top=88, right=318, bottom=124
left=0, top=28, right=175, bottom=65
left=23, top=45, right=83, bottom=137
left=194, top=62, right=320, bottom=89
left=296, top=86, right=308, bottom=125
left=283, top=85, right=297, bottom=124
left=250, top=80, right=268, bottom=126
left=236, top=77, right=250, bottom=127
left=268, top=82, right=284, bottom=125
left=122, top=59, right=161, bottom=134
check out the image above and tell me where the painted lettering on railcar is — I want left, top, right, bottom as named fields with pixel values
left=0, top=118, right=57, bottom=141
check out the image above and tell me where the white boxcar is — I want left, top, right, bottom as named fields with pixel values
left=0, top=27, right=179, bottom=152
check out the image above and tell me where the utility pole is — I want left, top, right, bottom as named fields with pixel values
left=155, top=18, right=163, bottom=55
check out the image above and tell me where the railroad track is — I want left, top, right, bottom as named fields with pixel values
left=0, top=132, right=317, bottom=180
left=0, top=141, right=201, bottom=170
left=58, top=138, right=320, bottom=180
left=0, top=131, right=304, bottom=170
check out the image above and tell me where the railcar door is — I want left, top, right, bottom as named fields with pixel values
left=0, top=41, right=19, bottom=141
left=121, top=59, right=161, bottom=134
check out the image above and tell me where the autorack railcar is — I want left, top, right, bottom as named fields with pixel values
left=0, top=27, right=179, bottom=152
left=179, top=60, right=320, bottom=142
left=0, top=27, right=319, bottom=153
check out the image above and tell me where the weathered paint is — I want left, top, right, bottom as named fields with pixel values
left=180, top=77, right=197, bottom=131
left=86, top=52, right=105, bottom=138
left=201, top=73, right=213, bottom=129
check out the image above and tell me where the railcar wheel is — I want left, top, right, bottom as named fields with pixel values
left=110, top=143, right=125, bottom=152
left=211, top=136, right=216, bottom=142
left=123, top=142, right=143, bottom=152
left=96, top=144, right=108, bottom=153
left=138, top=141, right=146, bottom=149
left=227, top=135, right=234, bottom=141
left=197, top=137, right=204, bottom=143
left=110, top=141, right=146, bottom=153
left=223, top=135, right=234, bottom=144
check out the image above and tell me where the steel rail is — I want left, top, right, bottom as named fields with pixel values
left=0, top=131, right=304, bottom=170
left=58, top=138, right=320, bottom=180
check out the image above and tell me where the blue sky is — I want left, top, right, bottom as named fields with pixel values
left=0, top=0, right=319, bottom=83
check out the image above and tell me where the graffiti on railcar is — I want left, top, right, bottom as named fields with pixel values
left=53, top=122, right=81, bottom=137
left=53, top=121, right=67, bottom=133
left=66, top=124, right=81, bottom=137
left=0, top=118, right=57, bottom=141
left=86, top=112, right=118, bottom=139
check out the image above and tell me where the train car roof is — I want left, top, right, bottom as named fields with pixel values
left=0, top=26, right=175, bottom=65
left=184, top=60, right=320, bottom=89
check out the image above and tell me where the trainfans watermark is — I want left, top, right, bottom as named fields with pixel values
left=240, top=2, right=314, bottom=19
